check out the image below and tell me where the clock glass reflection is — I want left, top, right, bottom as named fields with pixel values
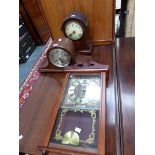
left=49, top=49, right=71, bottom=67
left=61, top=74, right=101, bottom=110
left=65, top=21, right=83, bottom=41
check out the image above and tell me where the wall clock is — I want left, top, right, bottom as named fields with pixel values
left=38, top=71, right=107, bottom=155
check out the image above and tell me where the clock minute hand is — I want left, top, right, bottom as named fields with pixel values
left=58, top=58, right=64, bottom=64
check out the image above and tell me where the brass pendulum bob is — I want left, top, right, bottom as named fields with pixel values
left=61, top=131, right=80, bottom=146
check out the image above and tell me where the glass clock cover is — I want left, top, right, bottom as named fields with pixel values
left=50, top=108, right=99, bottom=148
left=49, top=49, right=71, bottom=67
left=61, top=74, right=101, bottom=110
left=65, top=21, right=84, bottom=41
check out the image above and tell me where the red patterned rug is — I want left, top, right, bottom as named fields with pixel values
left=19, top=37, right=52, bottom=108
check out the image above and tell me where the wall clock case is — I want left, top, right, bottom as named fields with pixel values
left=38, top=71, right=107, bottom=155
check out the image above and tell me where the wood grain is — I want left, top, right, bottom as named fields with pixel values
left=21, top=0, right=50, bottom=44
left=93, top=44, right=117, bottom=155
left=19, top=44, right=117, bottom=155
left=39, top=0, right=115, bottom=43
left=19, top=73, right=66, bottom=155
left=40, top=143, right=97, bottom=155
left=42, top=73, right=70, bottom=146
left=98, top=72, right=106, bottom=155
left=19, top=38, right=135, bottom=155
left=115, top=38, right=135, bottom=155
left=19, top=0, right=42, bottom=45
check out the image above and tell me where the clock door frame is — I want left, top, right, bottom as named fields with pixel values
left=38, top=71, right=106, bottom=155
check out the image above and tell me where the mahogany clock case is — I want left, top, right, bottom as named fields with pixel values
left=46, top=37, right=76, bottom=67
left=61, top=11, right=92, bottom=54
left=38, top=72, right=106, bottom=155
left=48, top=37, right=75, bottom=56
left=61, top=12, right=88, bottom=41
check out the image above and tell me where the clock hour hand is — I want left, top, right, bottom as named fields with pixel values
left=69, top=31, right=75, bottom=36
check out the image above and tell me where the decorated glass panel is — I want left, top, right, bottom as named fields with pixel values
left=61, top=74, right=101, bottom=110
left=50, top=108, right=99, bottom=148
left=49, top=74, right=102, bottom=149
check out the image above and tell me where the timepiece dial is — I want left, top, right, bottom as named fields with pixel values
left=65, top=21, right=83, bottom=41
left=49, top=49, right=71, bottom=67
left=61, top=74, right=101, bottom=110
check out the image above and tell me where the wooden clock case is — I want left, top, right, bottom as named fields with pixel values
left=61, top=12, right=92, bottom=55
left=46, top=37, right=76, bottom=67
left=37, top=70, right=108, bottom=155
left=20, top=0, right=116, bottom=154
left=61, top=12, right=88, bottom=40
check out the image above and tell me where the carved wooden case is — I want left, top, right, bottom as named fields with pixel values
left=38, top=71, right=107, bottom=155
left=47, top=37, right=75, bottom=59
left=61, top=12, right=88, bottom=41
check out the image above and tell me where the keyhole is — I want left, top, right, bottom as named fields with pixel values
left=77, top=63, right=83, bottom=67
left=90, top=63, right=94, bottom=66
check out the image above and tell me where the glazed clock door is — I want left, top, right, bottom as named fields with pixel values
left=47, top=73, right=106, bottom=155
left=65, top=21, right=84, bottom=41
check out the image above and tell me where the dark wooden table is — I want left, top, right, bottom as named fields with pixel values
left=19, top=37, right=135, bottom=155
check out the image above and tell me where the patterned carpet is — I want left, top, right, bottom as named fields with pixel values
left=19, top=38, right=52, bottom=108
left=19, top=45, right=44, bottom=85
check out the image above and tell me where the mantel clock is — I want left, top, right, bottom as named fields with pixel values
left=61, top=12, right=88, bottom=41
left=47, top=37, right=75, bottom=68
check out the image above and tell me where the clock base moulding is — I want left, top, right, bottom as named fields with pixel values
left=38, top=61, right=109, bottom=81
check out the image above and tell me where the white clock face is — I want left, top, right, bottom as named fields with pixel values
left=65, top=21, right=84, bottom=41
left=49, top=49, right=71, bottom=67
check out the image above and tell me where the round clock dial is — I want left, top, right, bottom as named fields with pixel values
left=65, top=21, right=84, bottom=41
left=61, top=12, right=88, bottom=41
left=49, top=49, right=71, bottom=67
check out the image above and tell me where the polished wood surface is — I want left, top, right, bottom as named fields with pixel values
left=19, top=73, right=66, bottom=155
left=39, top=61, right=109, bottom=81
left=93, top=44, right=117, bottom=155
left=20, top=44, right=117, bottom=155
left=48, top=37, right=76, bottom=57
left=19, top=38, right=135, bottom=155
left=19, top=1, right=42, bottom=45
left=39, top=0, right=115, bottom=43
left=98, top=72, right=106, bottom=155
left=116, top=38, right=135, bottom=155
left=38, top=72, right=106, bottom=155
left=21, top=0, right=50, bottom=44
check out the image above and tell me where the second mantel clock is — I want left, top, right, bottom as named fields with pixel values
left=47, top=37, right=75, bottom=67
